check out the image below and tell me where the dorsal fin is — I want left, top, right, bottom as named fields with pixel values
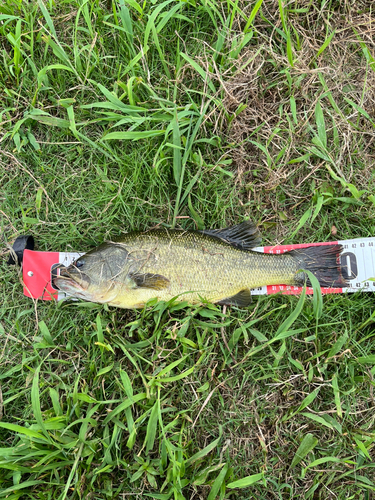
left=199, top=221, right=261, bottom=250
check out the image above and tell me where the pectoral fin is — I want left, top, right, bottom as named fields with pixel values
left=130, top=272, right=170, bottom=290
left=217, top=289, right=252, bottom=307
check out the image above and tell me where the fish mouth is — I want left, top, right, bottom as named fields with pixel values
left=53, top=266, right=91, bottom=297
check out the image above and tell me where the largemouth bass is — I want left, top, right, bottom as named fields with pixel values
left=54, top=221, right=348, bottom=308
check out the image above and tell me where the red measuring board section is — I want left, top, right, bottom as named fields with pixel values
left=263, top=240, right=343, bottom=295
left=23, top=249, right=59, bottom=301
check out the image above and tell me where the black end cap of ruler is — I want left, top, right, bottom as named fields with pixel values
left=7, top=235, right=35, bottom=265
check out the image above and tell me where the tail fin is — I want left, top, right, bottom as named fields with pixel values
left=289, top=244, right=349, bottom=288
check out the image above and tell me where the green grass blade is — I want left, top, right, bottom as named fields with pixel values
left=103, top=130, right=165, bottom=140
left=31, top=366, right=50, bottom=439
left=274, top=286, right=306, bottom=339
left=290, top=433, right=318, bottom=467
left=227, top=472, right=264, bottom=489
left=316, top=29, right=336, bottom=58
left=172, top=109, right=182, bottom=185
left=143, top=0, right=175, bottom=49
left=145, top=401, right=158, bottom=453
left=37, top=0, right=57, bottom=38
left=332, top=373, right=342, bottom=418
left=0, top=422, right=48, bottom=441
left=103, top=393, right=147, bottom=424
left=180, top=52, right=216, bottom=93
left=185, top=436, right=221, bottom=467
left=207, top=464, right=229, bottom=500
left=243, top=0, right=264, bottom=33
left=315, top=100, right=327, bottom=148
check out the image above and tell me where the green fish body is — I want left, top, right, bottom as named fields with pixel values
left=54, top=221, right=347, bottom=308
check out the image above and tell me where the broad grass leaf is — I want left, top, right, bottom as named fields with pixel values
left=38, top=0, right=57, bottom=37
left=244, top=0, right=264, bottom=32
left=37, top=64, right=74, bottom=87
left=290, top=95, right=297, bottom=124
left=156, top=354, right=189, bottom=378
left=358, top=355, right=375, bottom=364
left=67, top=105, right=77, bottom=136
left=49, top=388, right=63, bottom=417
left=207, top=464, right=229, bottom=500
left=27, top=132, right=43, bottom=152
left=145, top=401, right=158, bottom=453
left=309, top=146, right=332, bottom=163
left=273, top=286, right=306, bottom=340
left=103, top=130, right=165, bottom=140
left=43, top=38, right=73, bottom=70
left=103, top=393, right=147, bottom=424
left=344, top=96, right=374, bottom=124
left=121, top=0, right=143, bottom=15
left=96, top=314, right=104, bottom=343
left=326, top=165, right=366, bottom=199
left=304, top=270, right=322, bottom=320
left=305, top=456, right=341, bottom=469
left=180, top=52, right=216, bottom=93
left=315, top=101, right=327, bottom=148
left=0, top=422, right=48, bottom=441
left=28, top=109, right=70, bottom=128
left=179, top=169, right=202, bottom=207
left=38, top=320, right=55, bottom=346
left=185, top=436, right=221, bottom=467
left=81, top=101, right=146, bottom=113
left=120, top=369, right=134, bottom=399
left=286, top=29, right=294, bottom=67
left=289, top=208, right=311, bottom=239
left=0, top=480, right=49, bottom=495
left=172, top=110, right=182, bottom=185
left=295, top=387, right=320, bottom=414
left=353, top=436, right=371, bottom=460
left=287, top=153, right=311, bottom=164
left=144, top=494, right=171, bottom=499
left=91, top=81, right=144, bottom=112
left=353, top=27, right=375, bottom=72
left=32, top=367, right=49, bottom=439
left=301, top=456, right=342, bottom=477
left=227, top=472, right=264, bottom=489
left=301, top=412, right=342, bottom=433
left=310, top=193, right=325, bottom=225
left=284, top=387, right=320, bottom=421
left=353, top=475, right=375, bottom=487
left=143, top=0, right=176, bottom=48
left=95, top=363, right=114, bottom=378
left=316, top=29, right=336, bottom=57
left=160, top=366, right=195, bottom=382
left=0, top=14, right=20, bottom=25
left=290, top=433, right=318, bottom=467
left=327, top=331, right=348, bottom=359
left=249, top=140, right=272, bottom=166
left=74, top=393, right=98, bottom=404
left=332, top=373, right=342, bottom=417
left=188, top=195, right=204, bottom=230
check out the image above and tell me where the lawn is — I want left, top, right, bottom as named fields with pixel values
left=1, top=0, right=375, bottom=498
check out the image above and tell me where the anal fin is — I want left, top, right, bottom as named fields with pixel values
left=217, top=289, right=252, bottom=307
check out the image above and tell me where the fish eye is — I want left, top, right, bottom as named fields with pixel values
left=74, top=259, right=84, bottom=268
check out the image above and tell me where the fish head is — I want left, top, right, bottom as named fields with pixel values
left=54, top=242, right=131, bottom=303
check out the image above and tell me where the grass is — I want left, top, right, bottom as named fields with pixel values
left=1, top=0, right=375, bottom=498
